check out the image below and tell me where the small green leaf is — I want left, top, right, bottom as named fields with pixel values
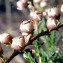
left=33, top=40, right=39, bottom=47
left=23, top=52, right=35, bottom=63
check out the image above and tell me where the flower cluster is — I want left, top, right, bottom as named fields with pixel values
left=46, top=7, right=60, bottom=31
left=0, top=0, right=62, bottom=56
left=1, top=0, right=63, bottom=63
left=0, top=20, right=34, bottom=50
left=16, top=0, right=48, bottom=11
left=0, top=8, right=61, bottom=51
left=16, top=0, right=62, bottom=32
left=20, top=20, right=34, bottom=44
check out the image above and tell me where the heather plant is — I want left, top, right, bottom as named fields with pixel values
left=0, top=0, right=63, bottom=63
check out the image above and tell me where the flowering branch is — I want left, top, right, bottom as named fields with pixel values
left=5, top=24, right=63, bottom=63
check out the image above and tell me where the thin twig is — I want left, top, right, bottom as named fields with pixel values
left=6, top=50, right=23, bottom=63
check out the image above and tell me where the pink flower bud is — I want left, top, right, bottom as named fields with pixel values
left=47, top=7, right=60, bottom=18
left=19, top=20, right=34, bottom=33
left=46, top=18, right=57, bottom=30
left=11, top=36, right=25, bottom=50
left=61, top=5, right=63, bottom=13
left=40, top=1, right=47, bottom=8
left=33, top=11, right=42, bottom=21
left=17, top=1, right=27, bottom=10
left=0, top=33, right=12, bottom=44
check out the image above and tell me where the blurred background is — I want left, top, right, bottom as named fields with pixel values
left=0, top=0, right=30, bottom=36
left=0, top=0, right=63, bottom=63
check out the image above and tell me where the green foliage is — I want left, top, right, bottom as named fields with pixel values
left=25, top=17, right=63, bottom=63
left=23, top=51, right=36, bottom=63
left=33, top=40, right=40, bottom=56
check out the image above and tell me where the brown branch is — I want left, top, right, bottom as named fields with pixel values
left=6, top=24, right=63, bottom=63
left=5, top=50, right=24, bottom=63
left=28, top=31, right=49, bottom=44
left=28, top=24, right=63, bottom=45
left=6, top=50, right=18, bottom=63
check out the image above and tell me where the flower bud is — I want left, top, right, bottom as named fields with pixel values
left=46, top=18, right=57, bottom=31
left=17, top=1, right=27, bottom=10
left=0, top=33, right=12, bottom=44
left=61, top=5, right=63, bottom=13
left=33, top=11, right=42, bottom=21
left=19, top=20, right=34, bottom=33
left=47, top=7, right=60, bottom=18
left=11, top=36, right=25, bottom=50
left=40, top=1, right=47, bottom=8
